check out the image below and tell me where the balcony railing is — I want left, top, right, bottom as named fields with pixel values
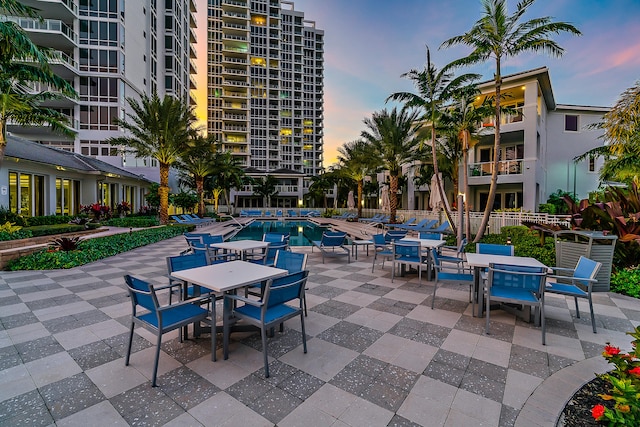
left=480, top=107, right=524, bottom=128
left=469, top=160, right=524, bottom=177
left=6, top=17, right=76, bottom=43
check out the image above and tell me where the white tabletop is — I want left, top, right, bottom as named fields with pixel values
left=399, top=237, right=446, bottom=249
left=170, top=260, right=288, bottom=293
left=210, top=240, right=270, bottom=251
left=465, top=253, right=547, bottom=269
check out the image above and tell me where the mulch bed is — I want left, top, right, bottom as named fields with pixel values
left=558, top=376, right=614, bottom=426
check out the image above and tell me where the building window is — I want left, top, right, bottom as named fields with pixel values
left=9, top=172, right=45, bottom=216
left=589, top=156, right=596, bottom=172
left=565, top=114, right=579, bottom=132
left=56, top=178, right=80, bottom=215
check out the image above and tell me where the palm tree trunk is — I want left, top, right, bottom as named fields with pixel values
left=0, top=118, right=7, bottom=167
left=390, top=175, right=398, bottom=223
left=196, top=177, right=204, bottom=217
left=159, top=163, right=170, bottom=225
left=357, top=179, right=363, bottom=218
left=474, top=60, right=502, bottom=242
left=462, top=130, right=471, bottom=240
left=431, top=127, right=457, bottom=234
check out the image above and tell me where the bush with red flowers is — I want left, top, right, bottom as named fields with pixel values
left=591, top=328, right=640, bottom=425
left=80, top=203, right=112, bottom=221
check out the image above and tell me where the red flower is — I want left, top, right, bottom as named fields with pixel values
left=591, top=404, right=606, bottom=419
left=604, top=345, right=621, bottom=356
left=628, top=367, right=640, bottom=376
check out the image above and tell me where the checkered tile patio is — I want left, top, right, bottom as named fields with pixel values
left=1, top=232, right=637, bottom=426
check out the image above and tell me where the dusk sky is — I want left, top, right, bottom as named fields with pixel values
left=196, top=0, right=640, bottom=166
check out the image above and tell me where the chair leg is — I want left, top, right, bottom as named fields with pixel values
left=485, top=294, right=491, bottom=335
left=125, top=322, right=134, bottom=366
left=541, top=302, right=546, bottom=345
left=431, top=281, right=438, bottom=309
left=211, top=301, right=217, bottom=362
left=391, top=261, right=395, bottom=282
left=152, top=334, right=162, bottom=387
left=303, top=293, right=308, bottom=317
left=574, top=296, right=581, bottom=318
left=588, top=295, right=597, bottom=333
left=261, top=327, right=270, bottom=378
left=300, top=313, right=307, bottom=354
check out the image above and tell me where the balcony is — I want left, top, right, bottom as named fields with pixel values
left=5, top=17, right=76, bottom=50
left=21, top=0, right=76, bottom=20
left=479, top=107, right=524, bottom=130
left=469, top=160, right=524, bottom=177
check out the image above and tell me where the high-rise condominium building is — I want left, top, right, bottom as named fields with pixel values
left=207, top=0, right=324, bottom=208
left=4, top=0, right=197, bottom=182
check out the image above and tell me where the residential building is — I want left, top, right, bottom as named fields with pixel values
left=2, top=0, right=197, bottom=189
left=405, top=67, right=607, bottom=212
left=0, top=136, right=151, bottom=216
left=206, top=0, right=324, bottom=208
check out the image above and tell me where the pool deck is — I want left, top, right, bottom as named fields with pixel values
left=1, top=222, right=638, bottom=426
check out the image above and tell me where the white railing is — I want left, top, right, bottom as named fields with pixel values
left=469, top=160, right=524, bottom=177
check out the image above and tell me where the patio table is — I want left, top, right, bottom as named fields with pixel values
left=170, top=260, right=288, bottom=356
left=209, top=239, right=270, bottom=261
left=465, top=253, right=548, bottom=317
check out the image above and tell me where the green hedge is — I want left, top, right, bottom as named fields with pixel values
left=103, top=217, right=160, bottom=228
left=465, top=226, right=556, bottom=267
left=0, top=229, right=33, bottom=241
left=26, top=215, right=77, bottom=226
left=7, top=224, right=192, bottom=270
left=611, top=267, right=640, bottom=298
left=25, top=224, right=86, bottom=237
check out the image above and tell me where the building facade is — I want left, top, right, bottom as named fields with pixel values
left=3, top=0, right=197, bottom=186
left=405, top=67, right=607, bottom=213
left=206, top=0, right=324, bottom=208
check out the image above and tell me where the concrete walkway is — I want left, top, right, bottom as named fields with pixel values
left=1, top=225, right=637, bottom=426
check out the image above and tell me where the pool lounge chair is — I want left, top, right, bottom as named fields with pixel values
left=312, top=231, right=350, bottom=263
left=397, top=218, right=437, bottom=231
left=359, top=213, right=385, bottom=223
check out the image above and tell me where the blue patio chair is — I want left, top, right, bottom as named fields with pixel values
left=486, top=263, right=548, bottom=344
left=223, top=270, right=309, bottom=377
left=371, top=233, right=393, bottom=273
left=476, top=243, right=514, bottom=256
left=419, top=232, right=443, bottom=240
left=546, top=256, right=602, bottom=333
left=180, top=214, right=208, bottom=226
left=438, top=237, right=467, bottom=265
left=166, top=251, right=212, bottom=302
left=184, top=213, right=215, bottom=225
left=359, top=213, right=384, bottom=223
left=384, top=230, right=407, bottom=244
left=431, top=248, right=474, bottom=309
left=312, top=231, right=350, bottom=263
left=247, top=250, right=308, bottom=307
left=275, top=209, right=283, bottom=217
left=171, top=215, right=191, bottom=225
left=124, top=275, right=211, bottom=386
left=391, top=240, right=426, bottom=285
left=401, top=218, right=438, bottom=231
left=391, top=217, right=416, bottom=229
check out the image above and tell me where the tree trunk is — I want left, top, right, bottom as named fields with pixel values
left=357, top=179, right=363, bottom=218
left=390, top=175, right=398, bottom=223
left=159, top=163, right=170, bottom=225
left=431, top=126, right=457, bottom=234
left=474, top=59, right=502, bottom=243
left=462, top=130, right=471, bottom=240
left=196, top=177, right=204, bottom=217
left=0, top=118, right=6, bottom=168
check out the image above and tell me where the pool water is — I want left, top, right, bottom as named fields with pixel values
left=229, top=220, right=330, bottom=246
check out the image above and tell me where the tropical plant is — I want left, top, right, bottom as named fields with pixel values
left=441, top=0, right=581, bottom=242
left=175, top=134, right=218, bottom=216
left=49, top=236, right=81, bottom=252
left=308, top=172, right=335, bottom=209
left=337, top=139, right=380, bottom=218
left=576, top=81, right=640, bottom=185
left=0, top=0, right=77, bottom=166
left=172, top=191, right=198, bottom=212
left=361, top=107, right=421, bottom=223
left=208, top=150, right=245, bottom=214
left=252, top=175, right=279, bottom=208
left=106, top=93, right=199, bottom=225
left=591, top=329, right=640, bottom=426
left=388, top=47, right=480, bottom=234
left=545, top=189, right=576, bottom=215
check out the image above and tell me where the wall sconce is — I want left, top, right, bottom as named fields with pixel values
left=506, top=236, right=512, bottom=245
left=298, top=199, right=303, bottom=207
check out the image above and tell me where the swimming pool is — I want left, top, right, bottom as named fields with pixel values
left=229, top=220, right=330, bottom=246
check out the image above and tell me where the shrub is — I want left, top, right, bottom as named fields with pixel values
left=0, top=207, right=27, bottom=226
left=25, top=224, right=85, bottom=237
left=591, top=328, right=640, bottom=425
left=26, top=215, right=76, bottom=226
left=611, top=267, right=640, bottom=298
left=7, top=224, right=192, bottom=270
left=538, top=203, right=556, bottom=214
left=103, top=217, right=160, bottom=228
left=49, top=236, right=81, bottom=251
left=465, top=228, right=556, bottom=267
left=0, top=221, right=32, bottom=241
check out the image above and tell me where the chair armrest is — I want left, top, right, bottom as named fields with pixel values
left=156, top=282, right=182, bottom=291
left=549, top=266, right=575, bottom=274
left=225, top=293, right=263, bottom=307
left=547, top=274, right=597, bottom=282
left=157, top=295, right=210, bottom=312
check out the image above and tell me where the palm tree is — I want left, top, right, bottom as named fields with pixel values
left=0, top=0, right=77, bottom=166
left=387, top=46, right=479, bottom=233
left=442, top=87, right=496, bottom=238
left=308, top=172, right=334, bottom=209
left=337, top=139, right=381, bottom=218
left=176, top=134, right=218, bottom=217
left=209, top=150, right=245, bottom=214
left=576, top=81, right=640, bottom=184
left=441, top=0, right=581, bottom=241
left=361, top=107, right=421, bottom=223
left=107, top=93, right=198, bottom=225
left=253, top=175, right=279, bottom=208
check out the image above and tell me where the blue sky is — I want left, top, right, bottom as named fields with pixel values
left=288, top=0, right=640, bottom=164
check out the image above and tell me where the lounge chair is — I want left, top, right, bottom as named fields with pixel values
left=312, top=231, right=350, bottom=263
left=390, top=217, right=416, bottom=229
left=359, top=213, right=384, bottom=223
left=396, top=218, right=437, bottom=231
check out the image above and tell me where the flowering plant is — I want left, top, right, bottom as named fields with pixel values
left=80, top=203, right=111, bottom=221
left=116, top=201, right=131, bottom=215
left=591, top=327, right=640, bottom=425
